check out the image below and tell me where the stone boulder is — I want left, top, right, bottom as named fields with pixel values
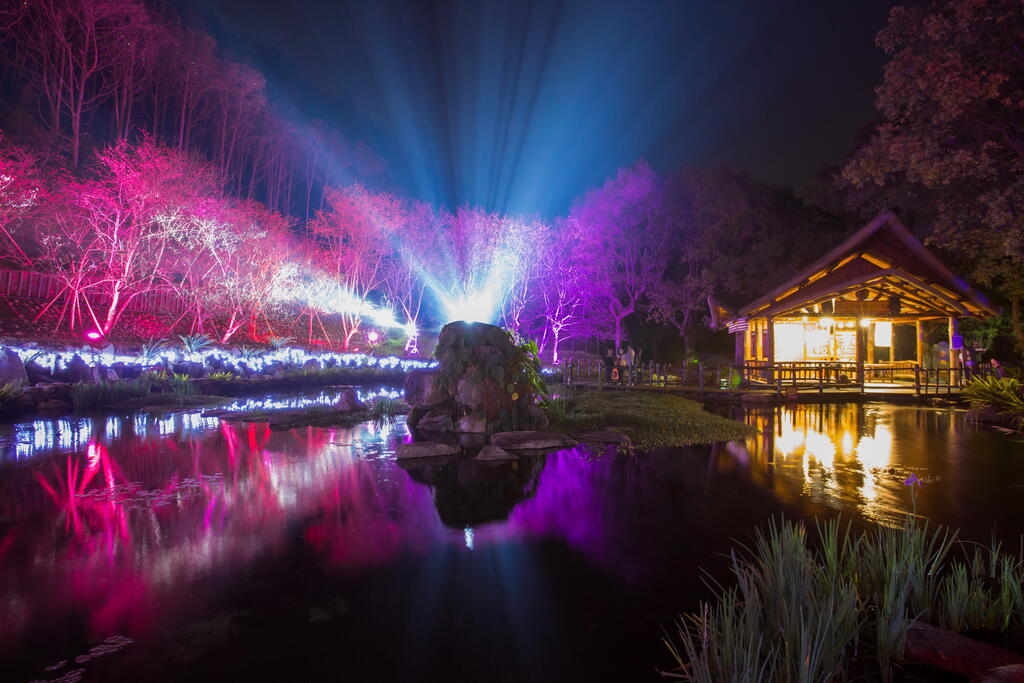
left=174, top=361, right=208, bottom=379
left=303, top=358, right=321, bottom=371
left=25, top=361, right=55, bottom=385
left=416, top=407, right=454, bottom=433
left=0, top=348, right=29, bottom=388
left=91, top=364, right=119, bottom=383
left=396, top=441, right=459, bottom=460
left=336, top=388, right=366, bottom=413
left=490, top=431, right=577, bottom=451
left=404, top=369, right=444, bottom=407
left=455, top=413, right=487, bottom=434
left=405, top=321, right=548, bottom=437
left=66, top=354, right=93, bottom=384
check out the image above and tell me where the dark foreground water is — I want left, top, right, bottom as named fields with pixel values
left=1, top=398, right=1024, bottom=682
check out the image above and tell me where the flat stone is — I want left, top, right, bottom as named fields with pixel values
left=975, top=664, right=1024, bottom=682
left=475, top=445, right=516, bottom=461
left=490, top=430, right=577, bottom=451
left=572, top=430, right=631, bottom=444
left=396, top=441, right=459, bottom=460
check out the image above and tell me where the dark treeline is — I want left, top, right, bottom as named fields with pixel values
left=0, top=0, right=378, bottom=220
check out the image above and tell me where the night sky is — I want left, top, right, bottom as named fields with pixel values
left=172, top=0, right=900, bottom=217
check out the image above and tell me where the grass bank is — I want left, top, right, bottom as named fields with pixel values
left=194, top=366, right=408, bottom=396
left=547, top=390, right=755, bottom=448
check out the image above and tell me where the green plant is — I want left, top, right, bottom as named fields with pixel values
left=179, top=333, right=214, bottom=354
left=70, top=377, right=153, bottom=409
left=139, top=338, right=169, bottom=363
left=665, top=517, right=1024, bottom=682
left=963, top=376, right=1024, bottom=422
left=208, top=371, right=236, bottom=381
left=541, top=396, right=570, bottom=423
left=368, top=397, right=410, bottom=428
left=236, top=345, right=262, bottom=362
left=267, top=335, right=295, bottom=350
left=168, top=373, right=195, bottom=395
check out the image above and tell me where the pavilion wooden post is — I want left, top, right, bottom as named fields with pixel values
left=765, top=317, right=775, bottom=383
left=915, top=320, right=925, bottom=367
left=949, top=317, right=960, bottom=386
left=855, top=322, right=866, bottom=389
left=734, top=331, right=744, bottom=367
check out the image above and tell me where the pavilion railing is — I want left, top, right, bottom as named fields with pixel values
left=561, top=357, right=992, bottom=397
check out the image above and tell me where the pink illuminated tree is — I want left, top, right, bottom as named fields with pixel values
left=309, top=185, right=397, bottom=349
left=37, top=138, right=222, bottom=336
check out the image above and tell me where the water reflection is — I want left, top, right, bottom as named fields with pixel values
left=0, top=386, right=403, bottom=462
left=1, top=400, right=1023, bottom=681
left=731, top=402, right=1011, bottom=529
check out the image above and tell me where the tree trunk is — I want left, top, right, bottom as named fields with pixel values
left=1012, top=295, right=1024, bottom=353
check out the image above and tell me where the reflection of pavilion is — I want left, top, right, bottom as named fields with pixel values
left=711, top=212, right=998, bottom=393
left=739, top=403, right=905, bottom=526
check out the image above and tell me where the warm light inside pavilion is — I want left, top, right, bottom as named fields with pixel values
left=711, top=212, right=998, bottom=383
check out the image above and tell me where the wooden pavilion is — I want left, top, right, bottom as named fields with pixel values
left=710, top=211, right=999, bottom=391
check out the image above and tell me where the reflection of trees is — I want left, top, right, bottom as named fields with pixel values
left=0, top=417, right=435, bottom=647
left=402, top=456, right=547, bottom=528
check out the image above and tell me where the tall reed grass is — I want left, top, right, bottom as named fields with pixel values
left=664, top=518, right=1024, bottom=682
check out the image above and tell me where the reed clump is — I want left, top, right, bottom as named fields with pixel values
left=664, top=517, right=1024, bottom=682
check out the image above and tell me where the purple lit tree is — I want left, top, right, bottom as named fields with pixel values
left=568, top=161, right=667, bottom=351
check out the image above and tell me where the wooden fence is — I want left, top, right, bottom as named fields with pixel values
left=0, top=270, right=184, bottom=315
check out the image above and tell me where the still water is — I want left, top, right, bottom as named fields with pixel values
left=1, top=398, right=1023, bottom=682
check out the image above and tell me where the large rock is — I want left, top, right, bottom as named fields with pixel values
left=404, top=369, right=445, bottom=407
left=490, top=431, right=577, bottom=451
left=396, top=441, right=459, bottom=460
left=435, top=320, right=515, bottom=358
left=336, top=388, right=367, bottom=412
left=66, top=354, right=92, bottom=384
left=455, top=413, right=487, bottom=434
left=25, top=361, right=55, bottom=385
left=416, top=407, right=454, bottom=433
left=0, top=348, right=29, bottom=388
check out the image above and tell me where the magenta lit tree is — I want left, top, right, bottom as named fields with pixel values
left=308, top=185, right=396, bottom=349
left=568, top=160, right=667, bottom=351
left=36, top=138, right=222, bottom=336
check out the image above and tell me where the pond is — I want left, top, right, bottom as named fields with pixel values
left=1, top=398, right=1023, bottom=682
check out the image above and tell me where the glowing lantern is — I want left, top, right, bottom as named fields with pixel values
left=368, top=331, right=380, bottom=343
left=84, top=331, right=102, bottom=341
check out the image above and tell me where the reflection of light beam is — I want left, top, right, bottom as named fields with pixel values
left=464, top=526, right=475, bottom=550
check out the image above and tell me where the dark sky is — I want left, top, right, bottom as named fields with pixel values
left=172, top=0, right=899, bottom=217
